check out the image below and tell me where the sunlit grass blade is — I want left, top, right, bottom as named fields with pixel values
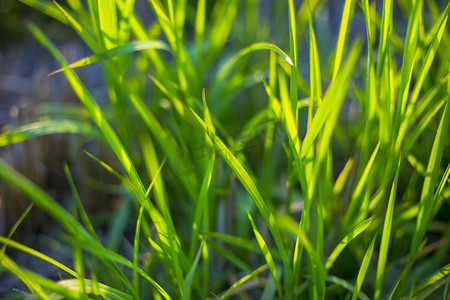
left=0, top=255, right=63, bottom=300
left=410, top=100, right=450, bottom=262
left=409, top=3, right=449, bottom=106
left=18, top=0, right=67, bottom=23
left=98, top=0, right=118, bottom=49
left=194, top=0, right=205, bottom=66
left=247, top=212, right=282, bottom=297
left=333, top=157, right=354, bottom=195
left=300, top=41, right=361, bottom=159
left=374, top=157, right=402, bottom=300
left=375, top=0, right=392, bottom=78
left=412, top=264, right=450, bottom=296
left=0, top=236, right=78, bottom=278
left=57, top=279, right=134, bottom=300
left=219, top=264, right=269, bottom=300
left=343, top=141, right=380, bottom=225
left=332, top=0, right=355, bottom=82
left=351, top=235, right=376, bottom=300
left=395, top=0, right=422, bottom=118
left=325, top=217, right=374, bottom=271
left=0, top=119, right=102, bottom=146
left=215, top=42, right=294, bottom=86
left=288, top=0, right=298, bottom=122
left=49, top=40, right=171, bottom=75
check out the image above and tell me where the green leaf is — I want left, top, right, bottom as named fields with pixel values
left=325, top=217, right=374, bottom=271
left=300, top=41, right=361, bottom=159
left=247, top=212, right=282, bottom=297
left=97, top=0, right=118, bottom=49
left=351, top=235, right=376, bottom=300
left=49, top=40, right=171, bottom=75
left=0, top=119, right=102, bottom=146
left=374, top=157, right=402, bottom=300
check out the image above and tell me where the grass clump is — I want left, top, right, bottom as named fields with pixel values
left=0, top=0, right=449, bottom=299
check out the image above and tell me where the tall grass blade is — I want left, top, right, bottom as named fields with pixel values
left=325, top=217, right=374, bottom=271
left=374, top=157, right=402, bottom=300
left=247, top=212, right=282, bottom=297
left=351, top=235, right=376, bottom=300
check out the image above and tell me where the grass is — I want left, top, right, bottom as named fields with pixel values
left=0, top=0, right=449, bottom=299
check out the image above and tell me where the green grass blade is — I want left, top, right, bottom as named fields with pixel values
left=297, top=225, right=325, bottom=299
left=133, top=205, right=144, bottom=293
left=375, top=0, right=392, bottom=78
left=0, top=119, right=102, bottom=146
left=18, top=0, right=67, bottom=23
left=203, top=231, right=261, bottom=253
left=300, top=41, right=361, bottom=159
left=374, top=157, right=402, bottom=300
left=49, top=40, right=171, bottom=75
left=219, top=265, right=268, bottom=300
left=410, top=100, right=450, bottom=262
left=247, top=212, right=282, bottom=297
left=63, top=163, right=100, bottom=242
left=215, top=42, right=293, bottom=85
left=351, top=235, right=376, bottom=300
left=288, top=0, right=298, bottom=123
left=395, top=0, right=422, bottom=118
left=98, top=0, right=118, bottom=49
left=57, top=279, right=134, bottom=300
left=0, top=158, right=92, bottom=240
left=409, top=3, right=449, bottom=106
left=325, top=217, right=374, bottom=271
left=0, top=236, right=78, bottom=278
left=182, top=242, right=204, bottom=300
left=344, top=141, right=380, bottom=225
left=332, top=0, right=355, bottom=82
left=413, top=264, right=450, bottom=296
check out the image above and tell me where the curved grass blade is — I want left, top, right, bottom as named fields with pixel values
left=351, top=235, right=376, bottom=300
left=247, top=212, right=282, bottom=297
left=219, top=265, right=268, bottom=300
left=410, top=100, right=450, bottom=262
left=57, top=279, right=134, bottom=300
left=325, top=217, right=374, bottom=271
left=413, top=264, right=450, bottom=297
left=215, top=42, right=294, bottom=85
left=300, top=41, right=361, bottom=159
left=49, top=40, right=171, bottom=75
left=18, top=0, right=67, bottom=24
left=0, top=236, right=78, bottom=278
left=0, top=119, right=102, bottom=146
